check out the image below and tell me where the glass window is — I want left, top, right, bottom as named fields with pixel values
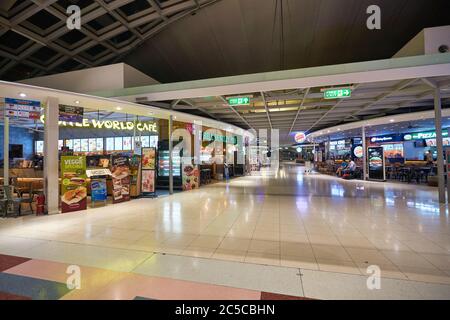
left=65, top=139, right=73, bottom=150
left=80, top=139, right=89, bottom=152
left=88, top=138, right=97, bottom=152
left=58, top=140, right=64, bottom=150
left=123, top=137, right=132, bottom=150
left=106, top=137, right=114, bottom=151
left=35, top=141, right=44, bottom=153
left=150, top=136, right=158, bottom=148
left=96, top=138, right=103, bottom=151
left=114, top=137, right=123, bottom=150
left=73, top=139, right=81, bottom=152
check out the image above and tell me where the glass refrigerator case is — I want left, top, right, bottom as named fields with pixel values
left=158, top=150, right=181, bottom=177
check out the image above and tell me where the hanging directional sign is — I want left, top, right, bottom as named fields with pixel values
left=227, top=97, right=250, bottom=106
left=323, top=88, right=352, bottom=99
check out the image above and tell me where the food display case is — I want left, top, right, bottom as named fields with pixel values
left=157, top=140, right=182, bottom=189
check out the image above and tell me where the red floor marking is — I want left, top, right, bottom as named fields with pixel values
left=0, top=254, right=31, bottom=272
left=260, top=292, right=314, bottom=300
left=0, top=291, right=31, bottom=300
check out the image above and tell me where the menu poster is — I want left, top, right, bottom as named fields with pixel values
left=182, top=164, right=200, bottom=191
left=111, top=155, right=131, bottom=203
left=141, top=147, right=156, bottom=196
left=142, top=170, right=155, bottom=193
left=142, top=147, right=156, bottom=170
left=91, top=178, right=107, bottom=203
left=61, top=156, right=87, bottom=213
left=368, top=146, right=385, bottom=181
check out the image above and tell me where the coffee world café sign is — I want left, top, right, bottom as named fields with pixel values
left=39, top=115, right=158, bottom=133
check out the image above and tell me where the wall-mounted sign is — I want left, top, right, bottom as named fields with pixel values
left=4, top=98, right=41, bottom=119
left=368, top=146, right=385, bottom=181
left=353, top=146, right=363, bottom=158
left=59, top=104, right=83, bottom=122
left=370, top=135, right=403, bottom=143
left=294, top=131, right=306, bottom=144
left=40, top=115, right=158, bottom=133
left=203, top=132, right=237, bottom=144
left=323, top=88, right=352, bottom=99
left=404, top=130, right=449, bottom=141
left=227, top=97, right=250, bottom=106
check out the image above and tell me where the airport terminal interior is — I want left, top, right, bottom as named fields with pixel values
left=0, top=0, right=450, bottom=302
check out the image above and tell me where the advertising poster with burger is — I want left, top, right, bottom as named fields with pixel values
left=141, top=147, right=156, bottom=196
left=368, top=146, right=386, bottom=181
left=182, top=163, right=200, bottom=191
left=61, top=156, right=87, bottom=213
left=111, top=155, right=131, bottom=203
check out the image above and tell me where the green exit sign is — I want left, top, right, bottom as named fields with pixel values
left=227, top=97, right=250, bottom=105
left=323, top=88, right=352, bottom=99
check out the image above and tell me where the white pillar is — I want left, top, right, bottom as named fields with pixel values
left=3, top=115, right=9, bottom=185
left=44, top=97, right=59, bottom=214
left=434, top=87, right=446, bottom=203
left=168, top=115, right=173, bottom=195
left=362, top=126, right=367, bottom=181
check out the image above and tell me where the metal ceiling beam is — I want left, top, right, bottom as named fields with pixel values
left=260, top=91, right=272, bottom=129
left=288, top=87, right=310, bottom=134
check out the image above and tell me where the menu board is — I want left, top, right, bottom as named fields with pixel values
left=123, top=137, right=132, bottom=150
left=60, top=156, right=87, bottom=213
left=111, top=155, right=131, bottom=203
left=106, top=137, right=114, bottom=151
left=89, top=138, right=97, bottom=152
left=141, top=147, right=156, bottom=196
left=368, top=146, right=385, bottom=181
left=182, top=164, right=200, bottom=191
left=114, top=137, right=123, bottom=151
left=80, top=139, right=89, bottom=152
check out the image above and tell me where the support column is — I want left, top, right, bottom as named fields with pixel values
left=3, top=115, right=9, bottom=185
left=168, top=115, right=173, bottom=195
left=44, top=97, right=59, bottom=214
left=362, top=126, right=367, bottom=181
left=434, top=87, right=446, bottom=203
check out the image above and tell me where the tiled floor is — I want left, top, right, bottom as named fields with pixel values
left=0, top=164, right=450, bottom=299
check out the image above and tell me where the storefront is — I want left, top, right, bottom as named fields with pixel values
left=1, top=97, right=247, bottom=216
left=368, top=134, right=405, bottom=163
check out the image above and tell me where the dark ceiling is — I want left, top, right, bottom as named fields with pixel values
left=124, top=0, right=450, bottom=82
left=0, top=0, right=450, bottom=83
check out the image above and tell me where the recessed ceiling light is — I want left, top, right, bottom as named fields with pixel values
left=74, top=100, right=80, bottom=104
left=390, top=119, right=395, bottom=122
left=19, top=92, right=26, bottom=98
left=116, top=106, right=122, bottom=111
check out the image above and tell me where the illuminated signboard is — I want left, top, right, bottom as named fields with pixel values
left=39, top=116, right=158, bottom=133
left=404, top=130, right=449, bottom=141
left=294, top=132, right=306, bottom=143
left=227, top=97, right=250, bottom=106
left=203, top=132, right=237, bottom=144
left=323, top=88, right=352, bottom=99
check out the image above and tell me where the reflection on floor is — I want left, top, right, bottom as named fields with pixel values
left=0, top=164, right=449, bottom=299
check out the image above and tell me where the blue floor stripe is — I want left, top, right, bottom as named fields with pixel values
left=0, top=273, right=71, bottom=300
